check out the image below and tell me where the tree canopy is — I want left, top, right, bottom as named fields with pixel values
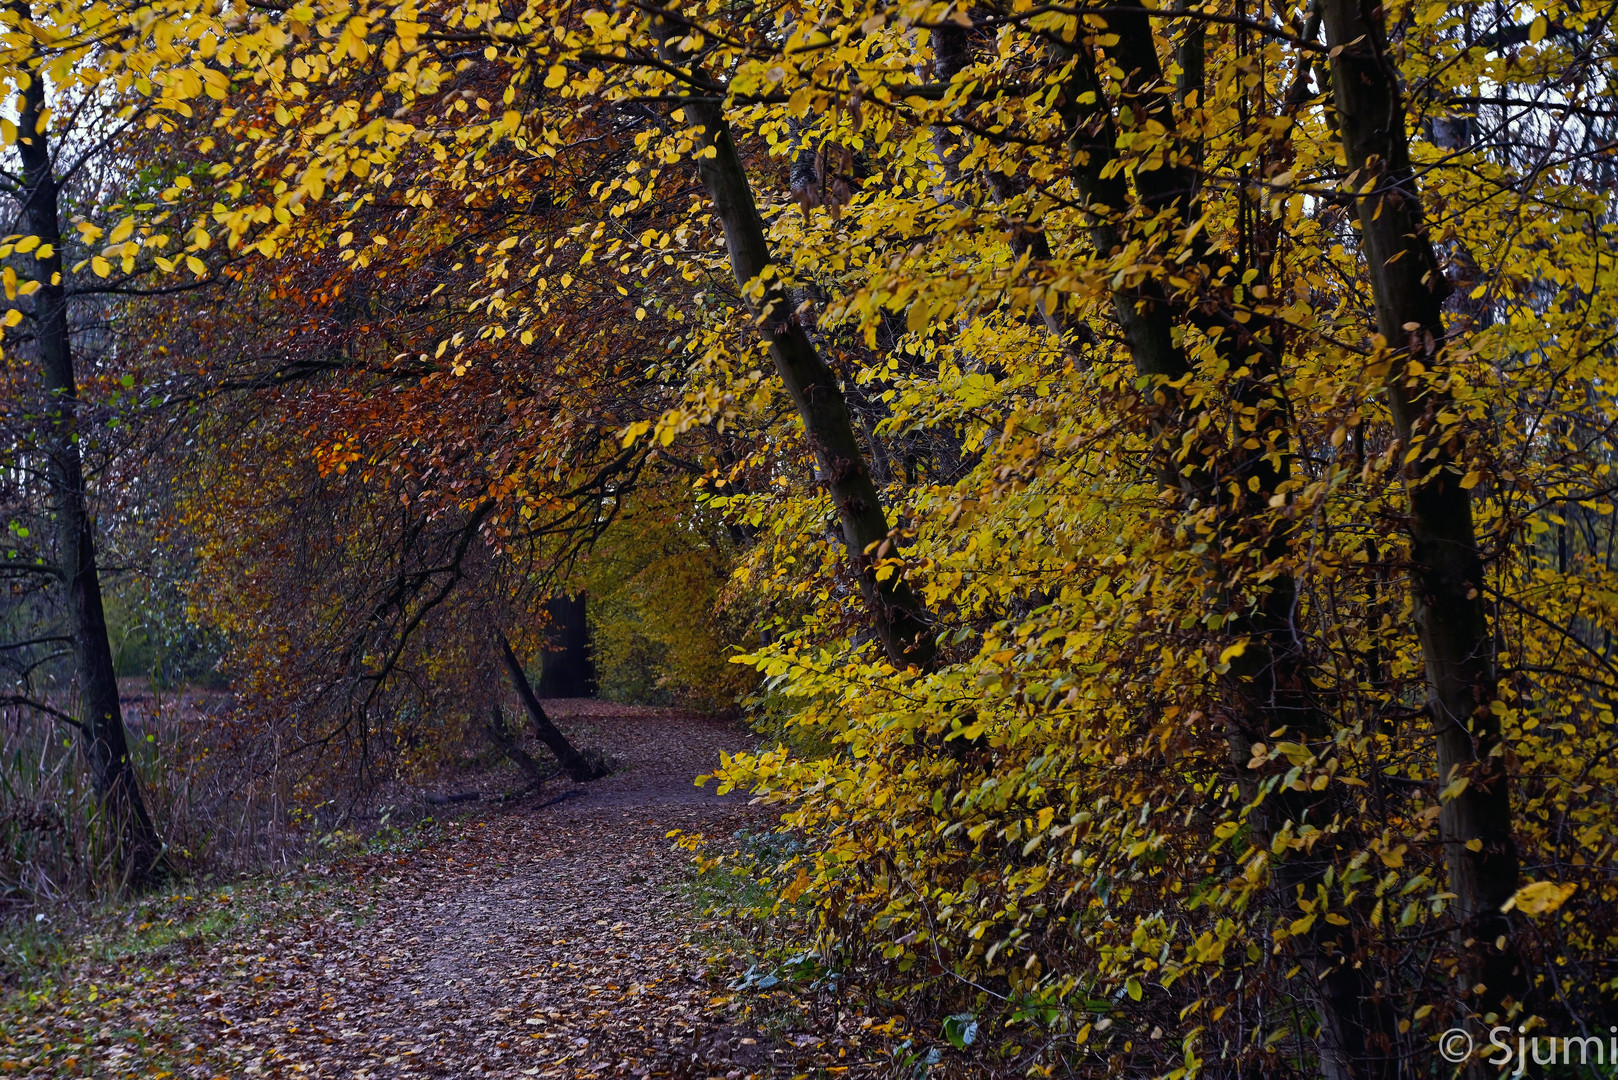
left=1, top=0, right=1614, bottom=1073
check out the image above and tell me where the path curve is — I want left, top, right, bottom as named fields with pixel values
left=186, top=703, right=791, bottom=1079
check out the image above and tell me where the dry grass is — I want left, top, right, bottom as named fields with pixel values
left=0, top=683, right=304, bottom=925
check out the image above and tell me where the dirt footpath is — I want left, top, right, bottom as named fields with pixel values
left=3, top=704, right=869, bottom=1080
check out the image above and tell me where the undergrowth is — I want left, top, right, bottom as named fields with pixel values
left=679, top=828, right=923, bottom=1067
left=0, top=808, right=450, bottom=992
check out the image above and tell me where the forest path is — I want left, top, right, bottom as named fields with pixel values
left=4, top=703, right=866, bottom=1080
left=198, top=701, right=788, bottom=1080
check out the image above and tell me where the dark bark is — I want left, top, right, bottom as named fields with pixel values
left=1173, top=1, right=1206, bottom=110
left=18, top=61, right=164, bottom=888
left=1059, top=30, right=1397, bottom=1079
left=483, top=704, right=551, bottom=787
left=656, top=25, right=935, bottom=670
left=931, top=24, right=1084, bottom=352
left=1321, top=0, right=1525, bottom=1016
left=499, top=635, right=608, bottom=782
left=537, top=593, right=594, bottom=698
left=1284, top=4, right=1325, bottom=107
left=1057, top=40, right=1189, bottom=387
left=926, top=23, right=971, bottom=187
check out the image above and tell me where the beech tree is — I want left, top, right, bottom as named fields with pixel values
left=53, top=0, right=1618, bottom=1071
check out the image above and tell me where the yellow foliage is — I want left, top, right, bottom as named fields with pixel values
left=61, top=0, right=1618, bottom=1068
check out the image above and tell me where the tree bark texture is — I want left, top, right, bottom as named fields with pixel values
left=1321, top=0, right=1525, bottom=1015
left=1061, top=27, right=1398, bottom=1078
left=18, top=67, right=164, bottom=888
left=483, top=704, right=551, bottom=787
left=499, top=636, right=607, bottom=782
left=657, top=27, right=935, bottom=670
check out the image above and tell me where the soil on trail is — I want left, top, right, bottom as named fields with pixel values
left=241, top=702, right=769, bottom=1080
left=6, top=703, right=866, bottom=1080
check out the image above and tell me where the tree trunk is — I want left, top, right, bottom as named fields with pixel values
left=499, top=635, right=606, bottom=782
left=483, top=704, right=551, bottom=787
left=1060, top=30, right=1397, bottom=1078
left=929, top=24, right=1085, bottom=354
left=18, top=65, right=164, bottom=889
left=536, top=593, right=594, bottom=698
left=655, top=26, right=935, bottom=671
left=1320, top=0, right=1525, bottom=1016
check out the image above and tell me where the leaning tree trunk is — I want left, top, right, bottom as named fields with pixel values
left=18, top=66, right=164, bottom=888
left=654, top=23, right=934, bottom=671
left=1320, top=0, right=1525, bottom=1016
left=483, top=704, right=551, bottom=788
left=499, top=636, right=607, bottom=782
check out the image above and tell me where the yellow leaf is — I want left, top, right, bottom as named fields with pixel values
left=109, top=216, right=135, bottom=244
left=184, top=255, right=206, bottom=277
left=1460, top=471, right=1482, bottom=490
left=91, top=255, right=111, bottom=278
left=544, top=65, right=567, bottom=89
left=621, top=420, right=650, bottom=447
left=1502, top=880, right=1575, bottom=916
left=1528, top=15, right=1548, bottom=43
left=1218, top=640, right=1247, bottom=665
left=781, top=866, right=810, bottom=902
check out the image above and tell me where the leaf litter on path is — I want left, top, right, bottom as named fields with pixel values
left=0, top=703, right=879, bottom=1080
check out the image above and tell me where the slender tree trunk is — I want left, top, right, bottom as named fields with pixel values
left=1173, top=2, right=1207, bottom=111
left=483, top=704, right=550, bottom=787
left=499, top=635, right=605, bottom=782
left=1060, top=29, right=1397, bottom=1078
left=929, top=24, right=1084, bottom=352
left=655, top=24, right=934, bottom=670
left=1320, top=0, right=1525, bottom=1017
left=18, top=64, right=163, bottom=888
